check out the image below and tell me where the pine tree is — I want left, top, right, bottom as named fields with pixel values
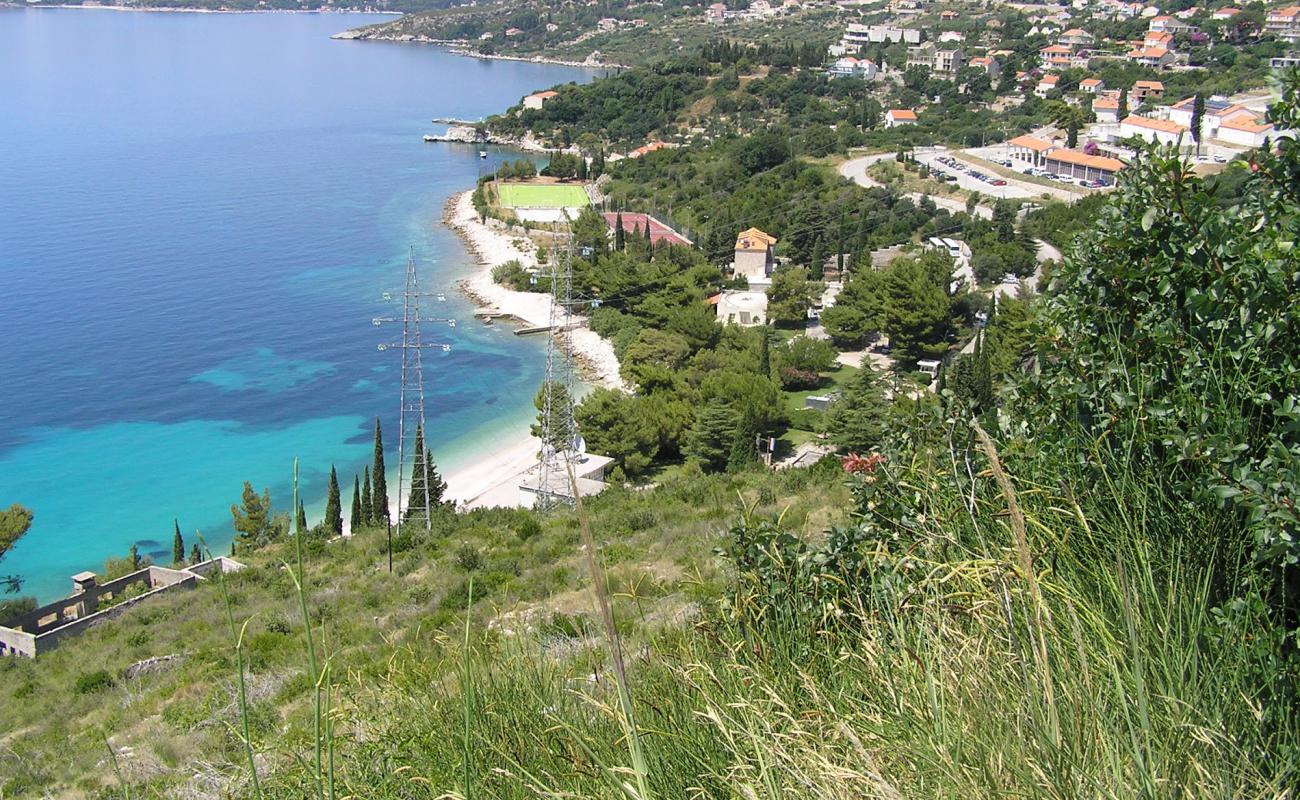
left=350, top=474, right=362, bottom=532
left=360, top=465, right=373, bottom=526
left=726, top=413, right=759, bottom=473
left=614, top=211, right=626, bottom=250
left=684, top=405, right=739, bottom=473
left=172, top=519, right=184, bottom=566
left=371, top=418, right=390, bottom=527
left=324, top=465, right=342, bottom=537
left=827, top=365, right=889, bottom=453
left=189, top=542, right=201, bottom=565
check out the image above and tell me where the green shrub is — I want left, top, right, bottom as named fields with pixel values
left=74, top=670, right=115, bottom=695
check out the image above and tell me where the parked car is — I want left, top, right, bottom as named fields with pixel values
left=990, top=179, right=1007, bottom=186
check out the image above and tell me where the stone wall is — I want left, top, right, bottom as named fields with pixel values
left=0, top=558, right=244, bottom=658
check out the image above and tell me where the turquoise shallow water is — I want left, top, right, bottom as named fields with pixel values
left=0, top=9, right=596, bottom=601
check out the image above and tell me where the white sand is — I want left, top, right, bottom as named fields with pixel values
left=437, top=190, right=627, bottom=509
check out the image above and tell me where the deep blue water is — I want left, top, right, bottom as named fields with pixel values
left=0, top=9, right=596, bottom=601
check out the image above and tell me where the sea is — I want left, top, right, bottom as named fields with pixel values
left=0, top=8, right=598, bottom=602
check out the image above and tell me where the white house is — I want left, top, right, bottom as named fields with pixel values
left=732, top=227, right=778, bottom=285
left=1217, top=114, right=1276, bottom=148
left=1093, top=95, right=1120, bottom=123
left=1080, top=77, right=1105, bottom=93
left=884, top=108, right=918, bottom=127
left=522, top=90, right=558, bottom=110
left=712, top=291, right=769, bottom=327
left=829, top=57, right=878, bottom=79
left=1166, top=96, right=1255, bottom=136
left=1120, top=114, right=1189, bottom=146
left=968, top=56, right=1001, bottom=76
left=1212, top=7, right=1242, bottom=21
left=1127, top=46, right=1174, bottom=68
left=1036, top=74, right=1060, bottom=98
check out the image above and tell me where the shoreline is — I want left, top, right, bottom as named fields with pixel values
left=330, top=31, right=626, bottom=70
left=13, top=5, right=401, bottom=14
left=432, top=189, right=625, bottom=510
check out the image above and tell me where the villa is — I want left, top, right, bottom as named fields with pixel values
left=732, top=227, right=778, bottom=285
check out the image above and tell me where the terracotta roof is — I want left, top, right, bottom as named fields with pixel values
left=601, top=212, right=693, bottom=247
left=1122, top=114, right=1188, bottom=134
left=1134, top=80, right=1165, bottom=90
left=526, top=90, right=559, bottom=100
left=1061, top=28, right=1091, bottom=36
left=1093, top=97, right=1119, bottom=110
left=887, top=109, right=918, bottom=120
left=1043, top=148, right=1125, bottom=172
left=1081, top=78, right=1103, bottom=87
left=1040, top=44, right=1073, bottom=55
left=1008, top=134, right=1056, bottom=152
left=1145, top=31, right=1174, bottom=44
left=735, top=227, right=777, bottom=252
left=1040, top=74, right=1060, bottom=84
left=1219, top=115, right=1272, bottom=133
left=1128, top=47, right=1170, bottom=59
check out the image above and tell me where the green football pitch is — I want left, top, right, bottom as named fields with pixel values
left=497, top=182, right=591, bottom=208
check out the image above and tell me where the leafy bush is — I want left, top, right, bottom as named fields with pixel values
left=74, top=670, right=114, bottom=695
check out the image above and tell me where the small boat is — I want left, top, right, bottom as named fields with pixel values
left=479, top=150, right=488, bottom=159
left=423, top=134, right=437, bottom=142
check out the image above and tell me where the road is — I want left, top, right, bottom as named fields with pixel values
left=838, top=152, right=994, bottom=220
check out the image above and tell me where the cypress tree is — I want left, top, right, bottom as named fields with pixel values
left=324, top=465, right=342, bottom=537
left=189, top=542, right=201, bottom=565
left=371, top=418, right=390, bottom=527
left=407, top=423, right=428, bottom=520
left=360, top=465, right=373, bottom=526
left=350, top=474, right=362, bottom=532
left=172, top=519, right=184, bottom=566
left=614, top=211, right=626, bottom=250
left=1191, top=93, right=1205, bottom=156
left=644, top=221, right=652, bottom=248
left=129, top=543, right=141, bottom=572
left=1118, top=86, right=1128, bottom=119
left=297, top=497, right=307, bottom=534
left=758, top=327, right=771, bottom=378
left=425, top=447, right=448, bottom=508
left=726, top=413, right=759, bottom=473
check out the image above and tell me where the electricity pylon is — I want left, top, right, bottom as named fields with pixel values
left=375, top=248, right=455, bottom=531
left=535, top=216, right=579, bottom=509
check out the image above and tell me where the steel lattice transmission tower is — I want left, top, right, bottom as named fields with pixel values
left=375, top=248, right=455, bottom=532
left=535, top=215, right=579, bottom=509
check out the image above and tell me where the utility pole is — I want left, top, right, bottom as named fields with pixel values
left=375, top=248, right=455, bottom=535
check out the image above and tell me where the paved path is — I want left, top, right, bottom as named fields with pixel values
left=839, top=153, right=993, bottom=220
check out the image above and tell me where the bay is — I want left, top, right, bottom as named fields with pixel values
left=0, top=8, right=596, bottom=601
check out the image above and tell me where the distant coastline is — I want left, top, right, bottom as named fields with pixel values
left=11, top=4, right=401, bottom=15
left=333, top=29, right=626, bottom=70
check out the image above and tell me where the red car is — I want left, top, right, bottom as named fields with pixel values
left=990, top=179, right=1007, bottom=186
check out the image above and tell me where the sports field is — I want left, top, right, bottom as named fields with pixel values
left=497, top=182, right=591, bottom=208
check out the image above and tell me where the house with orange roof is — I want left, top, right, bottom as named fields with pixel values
left=1080, top=77, right=1105, bottom=93
left=1212, top=7, right=1241, bottom=20
left=1144, top=30, right=1175, bottom=49
left=1058, top=28, right=1096, bottom=50
left=968, top=55, right=1001, bottom=76
left=523, top=90, right=559, bottom=110
left=1035, top=73, right=1060, bottom=98
left=1267, top=6, right=1300, bottom=41
left=1121, top=114, right=1189, bottom=146
left=732, top=228, right=778, bottom=285
left=1131, top=80, right=1165, bottom=101
left=1127, top=46, right=1174, bottom=68
left=1217, top=114, right=1277, bottom=147
left=884, top=108, right=918, bottom=127
left=1093, top=95, right=1121, bottom=123
left=1166, top=96, right=1256, bottom=135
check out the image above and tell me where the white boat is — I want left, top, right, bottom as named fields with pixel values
left=423, top=134, right=437, bottom=142
left=479, top=150, right=488, bottom=159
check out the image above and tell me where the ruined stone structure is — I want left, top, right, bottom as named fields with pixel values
left=0, top=557, right=244, bottom=658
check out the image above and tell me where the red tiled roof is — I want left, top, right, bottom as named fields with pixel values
left=601, top=212, right=694, bottom=247
left=1043, top=148, right=1125, bottom=172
